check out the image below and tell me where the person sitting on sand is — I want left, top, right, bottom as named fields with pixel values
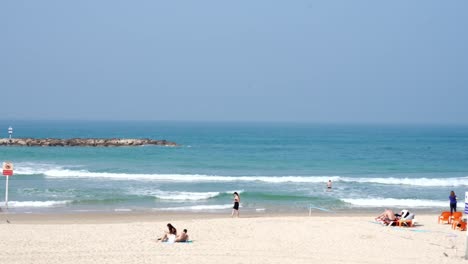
left=175, top=229, right=189, bottom=242
left=158, top=223, right=177, bottom=242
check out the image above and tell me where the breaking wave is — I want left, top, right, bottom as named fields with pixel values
left=342, top=198, right=447, bottom=207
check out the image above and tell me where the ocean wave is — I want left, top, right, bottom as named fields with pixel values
left=14, top=162, right=81, bottom=176
left=15, top=164, right=65, bottom=175
left=128, top=189, right=243, bottom=201
left=14, top=166, right=468, bottom=186
left=6, top=200, right=71, bottom=208
left=153, top=191, right=221, bottom=201
left=154, top=204, right=235, bottom=211
left=340, top=177, right=468, bottom=187
left=41, top=169, right=340, bottom=182
left=342, top=198, right=447, bottom=208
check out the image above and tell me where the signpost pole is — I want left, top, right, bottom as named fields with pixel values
left=4, top=175, right=8, bottom=208
left=2, top=162, right=13, bottom=209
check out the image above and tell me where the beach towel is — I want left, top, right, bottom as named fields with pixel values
left=163, top=240, right=193, bottom=244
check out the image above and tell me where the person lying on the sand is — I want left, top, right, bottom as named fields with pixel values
left=376, top=209, right=397, bottom=221
left=158, top=223, right=177, bottom=242
left=175, top=229, right=189, bottom=242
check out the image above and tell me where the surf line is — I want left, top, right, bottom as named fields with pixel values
left=309, top=205, right=335, bottom=215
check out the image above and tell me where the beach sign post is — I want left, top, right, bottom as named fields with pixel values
left=3, top=162, right=13, bottom=208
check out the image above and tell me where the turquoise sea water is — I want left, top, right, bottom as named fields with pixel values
left=0, top=121, right=467, bottom=214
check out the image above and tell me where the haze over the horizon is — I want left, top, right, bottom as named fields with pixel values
left=1, top=1, right=467, bottom=124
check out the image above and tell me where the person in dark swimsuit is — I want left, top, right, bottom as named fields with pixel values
left=449, top=191, right=457, bottom=214
left=231, top=192, right=240, bottom=218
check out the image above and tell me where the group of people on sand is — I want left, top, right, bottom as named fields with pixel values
left=157, top=192, right=241, bottom=242
left=376, top=209, right=414, bottom=222
left=157, top=223, right=189, bottom=243
left=375, top=208, right=415, bottom=226
left=375, top=191, right=459, bottom=226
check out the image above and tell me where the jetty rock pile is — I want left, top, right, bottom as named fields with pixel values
left=0, top=138, right=177, bottom=147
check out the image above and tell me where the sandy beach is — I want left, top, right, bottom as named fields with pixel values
left=0, top=212, right=466, bottom=264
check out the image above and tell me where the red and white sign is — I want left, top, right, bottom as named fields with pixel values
left=3, top=162, right=13, bottom=176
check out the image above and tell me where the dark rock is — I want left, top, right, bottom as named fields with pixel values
left=0, top=138, right=178, bottom=147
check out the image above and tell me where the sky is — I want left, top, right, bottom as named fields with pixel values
left=1, top=0, right=467, bottom=124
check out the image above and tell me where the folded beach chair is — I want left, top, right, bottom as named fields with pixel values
left=438, top=212, right=451, bottom=224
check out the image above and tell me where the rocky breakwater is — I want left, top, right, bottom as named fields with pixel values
left=0, top=138, right=177, bottom=147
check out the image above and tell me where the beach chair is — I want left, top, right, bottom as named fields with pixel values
left=450, top=212, right=463, bottom=224
left=438, top=212, right=451, bottom=224
left=397, top=219, right=413, bottom=227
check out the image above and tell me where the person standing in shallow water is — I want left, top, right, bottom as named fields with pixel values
left=449, top=191, right=457, bottom=214
left=232, top=192, right=240, bottom=218
left=327, top=180, right=332, bottom=189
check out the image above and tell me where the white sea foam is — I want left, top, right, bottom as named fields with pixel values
left=339, top=177, right=468, bottom=187
left=15, top=164, right=64, bottom=175
left=16, top=165, right=468, bottom=187
left=154, top=204, right=234, bottom=211
left=14, top=162, right=81, bottom=176
left=44, top=170, right=468, bottom=186
left=6, top=200, right=71, bottom=208
left=342, top=198, right=447, bottom=208
left=152, top=191, right=221, bottom=200
left=42, top=170, right=342, bottom=183
left=129, top=189, right=242, bottom=201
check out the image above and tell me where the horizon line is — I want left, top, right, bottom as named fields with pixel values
left=0, top=119, right=467, bottom=126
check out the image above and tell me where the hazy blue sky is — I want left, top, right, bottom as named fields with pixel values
left=1, top=1, right=467, bottom=123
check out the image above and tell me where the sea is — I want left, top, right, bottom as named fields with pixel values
left=0, top=120, right=467, bottom=214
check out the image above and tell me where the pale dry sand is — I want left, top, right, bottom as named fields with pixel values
left=0, top=213, right=466, bottom=264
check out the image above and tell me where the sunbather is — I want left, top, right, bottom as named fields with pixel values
left=376, top=209, right=397, bottom=221
left=375, top=209, right=399, bottom=226
left=158, top=223, right=177, bottom=242
left=175, top=229, right=189, bottom=242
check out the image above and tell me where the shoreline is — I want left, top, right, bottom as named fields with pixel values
left=0, top=209, right=447, bottom=224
